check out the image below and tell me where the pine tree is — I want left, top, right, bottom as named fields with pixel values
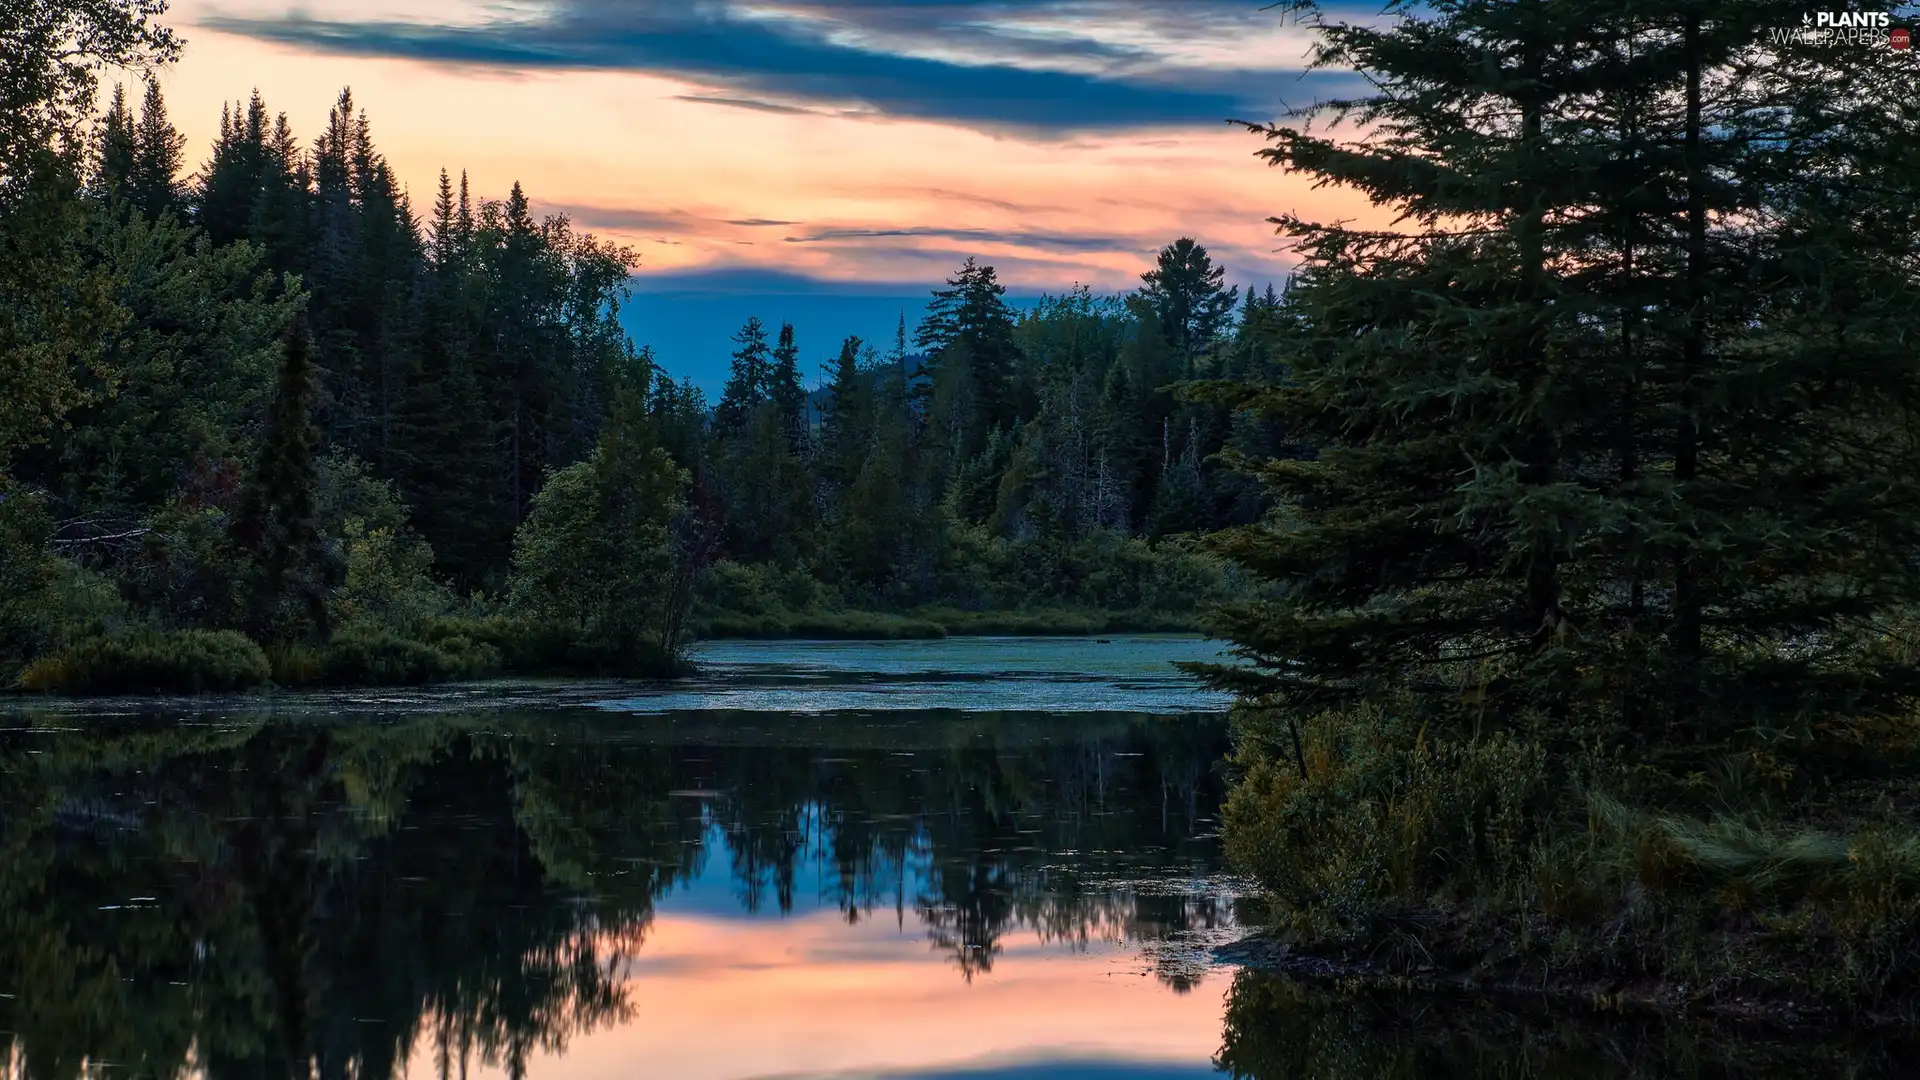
left=819, top=334, right=873, bottom=497
left=916, top=257, right=1023, bottom=437
left=715, top=316, right=772, bottom=433
left=129, top=78, right=185, bottom=219
left=1139, top=237, right=1237, bottom=374
left=92, top=84, right=136, bottom=198
left=769, top=322, right=808, bottom=449
left=231, top=316, right=335, bottom=642
left=1201, top=0, right=1920, bottom=742
left=429, top=168, right=458, bottom=269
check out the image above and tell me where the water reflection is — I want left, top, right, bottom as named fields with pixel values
left=1214, top=971, right=1916, bottom=1079
left=0, top=707, right=1236, bottom=1079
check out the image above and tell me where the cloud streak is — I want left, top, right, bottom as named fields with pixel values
left=784, top=224, right=1143, bottom=256
left=198, top=0, right=1363, bottom=133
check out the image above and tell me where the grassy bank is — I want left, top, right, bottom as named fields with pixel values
left=1215, top=699, right=1920, bottom=1023
left=13, top=617, right=687, bottom=696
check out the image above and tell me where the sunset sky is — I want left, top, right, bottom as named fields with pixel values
left=146, top=0, right=1388, bottom=389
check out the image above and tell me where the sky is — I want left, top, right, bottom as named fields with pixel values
left=147, top=0, right=1392, bottom=391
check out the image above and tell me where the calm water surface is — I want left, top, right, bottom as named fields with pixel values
left=0, top=637, right=1903, bottom=1079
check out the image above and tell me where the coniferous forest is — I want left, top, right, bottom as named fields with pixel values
left=0, top=6, right=1270, bottom=694
left=12, top=0, right=1920, bottom=1023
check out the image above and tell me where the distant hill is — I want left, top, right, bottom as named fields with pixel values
left=618, top=289, right=934, bottom=398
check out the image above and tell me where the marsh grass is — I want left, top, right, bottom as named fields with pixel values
left=19, top=629, right=271, bottom=695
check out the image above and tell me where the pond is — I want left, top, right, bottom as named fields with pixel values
left=0, top=637, right=1907, bottom=1079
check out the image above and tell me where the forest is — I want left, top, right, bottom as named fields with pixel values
left=13, top=0, right=1920, bottom=1018
left=0, top=11, right=1272, bottom=694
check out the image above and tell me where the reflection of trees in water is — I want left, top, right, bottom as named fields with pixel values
left=0, top=709, right=1229, bottom=1078
left=684, top=712, right=1233, bottom=983
left=1214, top=971, right=1916, bottom=1080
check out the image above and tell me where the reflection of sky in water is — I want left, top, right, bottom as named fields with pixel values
left=429, top=901, right=1233, bottom=1080
left=594, top=636, right=1238, bottom=716
left=654, top=806, right=1240, bottom=934
left=449, top=642, right=1245, bottom=1079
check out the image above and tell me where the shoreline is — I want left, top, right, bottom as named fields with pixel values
left=5, top=628, right=1214, bottom=699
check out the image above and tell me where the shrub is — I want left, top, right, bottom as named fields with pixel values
left=19, top=629, right=271, bottom=695
left=420, top=615, right=685, bottom=678
left=314, top=625, right=500, bottom=687
left=1222, top=699, right=1552, bottom=932
left=0, top=486, right=129, bottom=681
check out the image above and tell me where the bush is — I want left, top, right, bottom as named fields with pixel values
left=19, top=629, right=271, bottom=695
left=0, top=486, right=129, bottom=681
left=307, top=625, right=501, bottom=687
left=1222, top=699, right=1552, bottom=932
left=420, top=615, right=685, bottom=678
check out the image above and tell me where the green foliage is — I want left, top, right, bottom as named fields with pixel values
left=38, top=206, right=293, bottom=509
left=19, top=628, right=269, bottom=695
left=230, top=317, right=334, bottom=642
left=117, top=500, right=236, bottom=629
left=303, top=624, right=499, bottom=687
left=509, top=372, right=691, bottom=669
left=1198, top=0, right=1920, bottom=744
left=317, top=457, right=456, bottom=634
left=0, top=158, right=123, bottom=469
left=1223, top=695, right=1920, bottom=1002
left=1223, top=701, right=1551, bottom=930
left=0, top=0, right=179, bottom=190
left=0, top=485, right=127, bottom=681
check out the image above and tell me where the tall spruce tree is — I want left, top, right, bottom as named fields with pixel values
left=818, top=334, right=871, bottom=497
left=231, top=316, right=335, bottom=641
left=1198, top=0, right=1920, bottom=746
left=129, top=78, right=184, bottom=219
left=1139, top=238, right=1237, bottom=373
left=716, top=317, right=772, bottom=433
left=769, top=322, right=808, bottom=450
left=93, top=84, right=136, bottom=197
left=916, top=258, right=1023, bottom=438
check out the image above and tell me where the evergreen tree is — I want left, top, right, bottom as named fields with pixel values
left=769, top=322, right=808, bottom=449
left=715, top=317, right=772, bottom=432
left=429, top=168, right=458, bottom=270
left=1200, top=0, right=1920, bottom=742
left=916, top=258, right=1023, bottom=437
left=129, top=78, right=184, bottom=219
left=230, top=317, right=336, bottom=641
left=92, top=84, right=136, bottom=198
left=818, top=335, right=872, bottom=497
left=1139, top=237, right=1237, bottom=373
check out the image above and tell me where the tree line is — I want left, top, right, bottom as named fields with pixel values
left=0, top=1, right=1274, bottom=691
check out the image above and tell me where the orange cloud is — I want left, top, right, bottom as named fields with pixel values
left=161, top=0, right=1394, bottom=291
